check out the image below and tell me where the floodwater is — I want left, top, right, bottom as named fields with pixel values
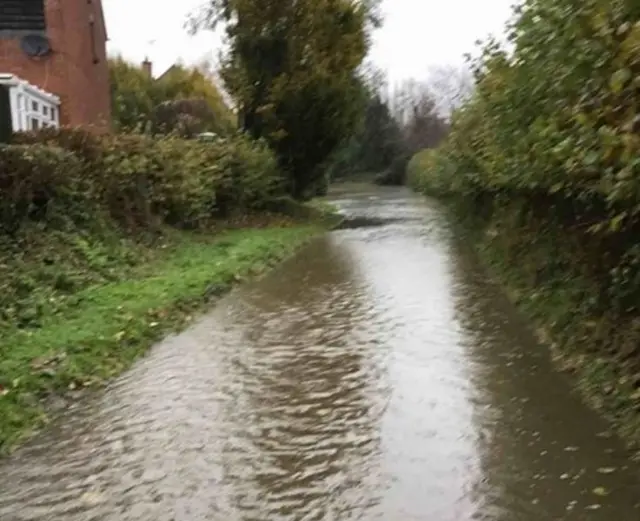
left=1, top=187, right=639, bottom=521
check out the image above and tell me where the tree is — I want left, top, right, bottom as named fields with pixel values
left=425, top=64, right=475, bottom=119
left=153, top=64, right=236, bottom=135
left=109, top=57, right=236, bottom=135
left=152, top=99, right=219, bottom=138
left=193, top=0, right=378, bottom=199
left=109, top=57, right=155, bottom=132
left=325, top=67, right=407, bottom=183
left=392, top=79, right=449, bottom=153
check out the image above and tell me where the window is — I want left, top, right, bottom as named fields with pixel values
left=0, top=0, right=46, bottom=33
left=50, top=107, right=56, bottom=122
left=42, top=105, right=48, bottom=116
left=31, top=100, right=38, bottom=112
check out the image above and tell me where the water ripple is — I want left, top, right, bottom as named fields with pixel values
left=0, top=187, right=639, bottom=521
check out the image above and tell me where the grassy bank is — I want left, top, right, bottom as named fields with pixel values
left=441, top=200, right=640, bottom=456
left=0, top=127, right=343, bottom=454
left=0, top=220, right=328, bottom=454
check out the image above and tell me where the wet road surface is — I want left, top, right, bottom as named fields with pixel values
left=1, top=187, right=639, bottom=520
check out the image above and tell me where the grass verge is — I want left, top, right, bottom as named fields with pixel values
left=0, top=222, right=326, bottom=454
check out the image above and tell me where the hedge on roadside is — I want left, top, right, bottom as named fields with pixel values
left=407, top=0, right=640, bottom=447
left=4, top=128, right=285, bottom=234
left=408, top=1, right=640, bottom=310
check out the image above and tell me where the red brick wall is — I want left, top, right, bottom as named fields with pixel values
left=0, top=0, right=111, bottom=131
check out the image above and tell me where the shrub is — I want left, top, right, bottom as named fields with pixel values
left=0, top=129, right=289, bottom=330
left=411, top=0, right=640, bottom=397
left=430, top=0, right=640, bottom=206
left=0, top=144, right=88, bottom=234
left=3, top=129, right=286, bottom=234
left=407, top=148, right=458, bottom=196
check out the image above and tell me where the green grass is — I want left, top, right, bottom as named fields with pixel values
left=0, top=224, right=324, bottom=454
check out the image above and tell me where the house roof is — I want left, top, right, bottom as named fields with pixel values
left=0, top=73, right=60, bottom=104
left=156, top=65, right=180, bottom=82
left=0, top=0, right=46, bottom=32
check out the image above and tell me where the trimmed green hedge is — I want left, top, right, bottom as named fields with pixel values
left=5, top=128, right=285, bottom=232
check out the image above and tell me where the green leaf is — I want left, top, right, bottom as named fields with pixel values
left=584, top=151, right=600, bottom=166
left=549, top=182, right=564, bottom=194
left=610, top=212, right=627, bottom=232
left=610, top=68, right=632, bottom=94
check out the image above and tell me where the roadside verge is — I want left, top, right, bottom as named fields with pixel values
left=0, top=219, right=333, bottom=455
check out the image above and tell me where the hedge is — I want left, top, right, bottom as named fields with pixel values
left=408, top=0, right=640, bottom=448
left=4, top=128, right=285, bottom=233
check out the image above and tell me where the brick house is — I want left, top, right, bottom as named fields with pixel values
left=0, top=0, right=111, bottom=138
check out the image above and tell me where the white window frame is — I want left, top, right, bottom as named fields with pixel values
left=0, top=73, right=60, bottom=132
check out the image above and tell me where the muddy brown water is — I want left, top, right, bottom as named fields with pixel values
left=1, top=187, right=639, bottom=521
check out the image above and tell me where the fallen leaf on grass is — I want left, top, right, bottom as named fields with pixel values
left=30, top=352, right=67, bottom=371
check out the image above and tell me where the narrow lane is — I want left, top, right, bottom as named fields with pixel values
left=0, top=187, right=638, bottom=520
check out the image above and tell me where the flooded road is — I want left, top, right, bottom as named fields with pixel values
left=1, top=187, right=639, bottom=520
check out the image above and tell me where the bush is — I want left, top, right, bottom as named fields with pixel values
left=0, top=144, right=88, bottom=234
left=407, top=148, right=458, bottom=196
left=428, top=0, right=640, bottom=205
left=413, top=0, right=640, bottom=301
left=409, top=0, right=640, bottom=444
left=4, top=129, right=286, bottom=233
left=0, top=128, right=289, bottom=330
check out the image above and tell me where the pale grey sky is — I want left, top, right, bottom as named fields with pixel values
left=104, top=0, right=516, bottom=83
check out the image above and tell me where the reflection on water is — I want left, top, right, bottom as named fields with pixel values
left=0, top=187, right=638, bottom=521
left=216, top=239, right=387, bottom=520
left=450, top=246, right=640, bottom=520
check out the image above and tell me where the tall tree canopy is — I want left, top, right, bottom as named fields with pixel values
left=109, top=56, right=155, bottom=132
left=194, top=0, right=379, bottom=198
left=324, top=67, right=406, bottom=183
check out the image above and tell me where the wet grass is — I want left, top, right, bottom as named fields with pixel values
left=0, top=223, right=325, bottom=454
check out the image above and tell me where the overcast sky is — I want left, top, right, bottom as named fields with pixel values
left=104, top=0, right=516, bottom=84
